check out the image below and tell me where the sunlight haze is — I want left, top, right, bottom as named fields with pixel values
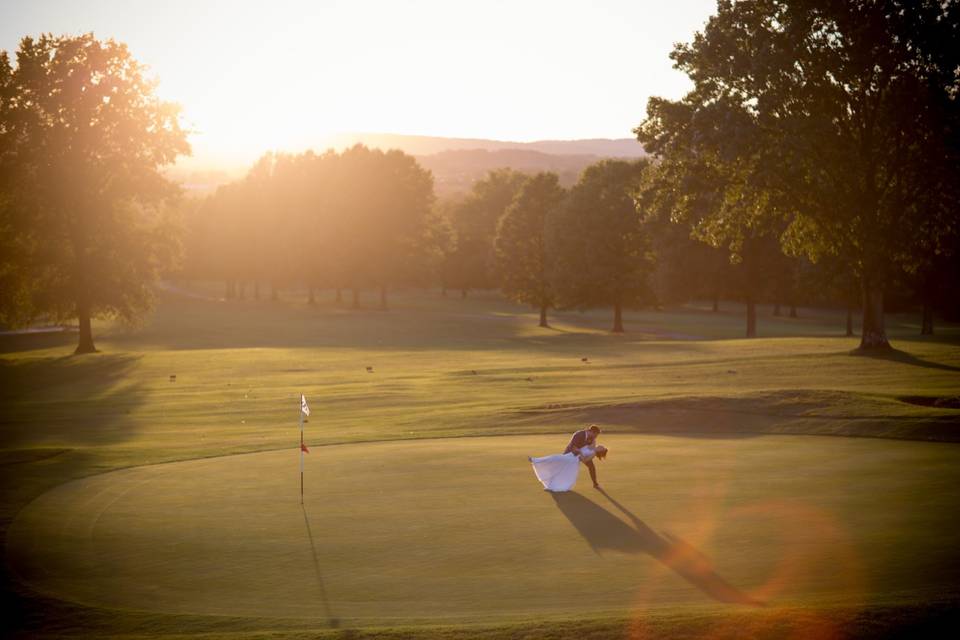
left=1, top=0, right=716, bottom=169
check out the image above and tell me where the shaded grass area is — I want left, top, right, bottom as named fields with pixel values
left=2, top=287, right=960, bottom=638
left=6, top=593, right=960, bottom=639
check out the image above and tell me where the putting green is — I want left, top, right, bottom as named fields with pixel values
left=7, top=435, right=960, bottom=626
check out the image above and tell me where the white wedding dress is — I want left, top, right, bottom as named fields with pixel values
left=530, top=446, right=596, bottom=492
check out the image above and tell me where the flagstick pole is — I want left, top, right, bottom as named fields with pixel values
left=299, top=403, right=304, bottom=505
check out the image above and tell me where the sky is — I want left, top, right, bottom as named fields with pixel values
left=1, top=0, right=717, bottom=168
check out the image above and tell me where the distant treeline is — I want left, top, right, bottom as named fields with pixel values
left=3, top=0, right=958, bottom=355
left=179, top=147, right=959, bottom=340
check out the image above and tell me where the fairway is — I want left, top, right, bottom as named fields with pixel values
left=9, top=434, right=960, bottom=627
left=3, top=290, right=960, bottom=637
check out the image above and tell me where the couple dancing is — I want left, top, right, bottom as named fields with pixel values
left=529, top=424, right=608, bottom=492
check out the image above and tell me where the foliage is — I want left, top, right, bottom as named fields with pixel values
left=0, top=34, right=189, bottom=350
left=442, top=169, right=528, bottom=295
left=554, top=159, right=654, bottom=331
left=493, top=172, right=565, bottom=326
left=636, top=0, right=960, bottom=349
left=182, top=145, right=435, bottom=307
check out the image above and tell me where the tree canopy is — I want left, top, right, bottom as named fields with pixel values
left=442, top=169, right=528, bottom=296
left=636, top=0, right=960, bottom=349
left=0, top=33, right=189, bottom=352
left=183, top=145, right=435, bottom=309
left=494, top=172, right=565, bottom=327
left=554, top=159, right=653, bottom=332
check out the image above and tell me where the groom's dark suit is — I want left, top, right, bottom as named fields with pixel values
left=564, top=429, right=598, bottom=486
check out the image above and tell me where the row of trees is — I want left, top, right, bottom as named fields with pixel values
left=3, top=6, right=957, bottom=354
left=183, top=154, right=658, bottom=333
left=634, top=0, right=960, bottom=350
left=440, top=160, right=955, bottom=337
left=184, top=144, right=434, bottom=309
left=492, top=163, right=655, bottom=331
left=191, top=145, right=950, bottom=341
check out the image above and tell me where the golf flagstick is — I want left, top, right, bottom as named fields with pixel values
left=299, top=394, right=311, bottom=504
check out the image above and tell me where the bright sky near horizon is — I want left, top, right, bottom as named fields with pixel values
left=1, top=0, right=717, bottom=168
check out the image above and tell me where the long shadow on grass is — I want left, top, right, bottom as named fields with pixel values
left=550, top=489, right=760, bottom=606
left=0, top=355, right=149, bottom=447
left=0, top=330, right=77, bottom=354
left=301, top=506, right=340, bottom=629
left=852, top=348, right=960, bottom=373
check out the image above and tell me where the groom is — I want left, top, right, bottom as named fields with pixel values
left=564, top=424, right=601, bottom=489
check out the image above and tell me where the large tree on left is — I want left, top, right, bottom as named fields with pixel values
left=0, top=34, right=189, bottom=353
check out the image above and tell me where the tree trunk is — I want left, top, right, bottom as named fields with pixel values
left=271, top=282, right=279, bottom=301
left=441, top=283, right=447, bottom=297
left=352, top=288, right=360, bottom=309
left=712, top=293, right=719, bottom=312
left=253, top=281, right=260, bottom=300
left=858, top=282, right=890, bottom=350
left=538, top=302, right=549, bottom=328
left=789, top=303, right=797, bottom=318
left=461, top=288, right=467, bottom=299
left=746, top=295, right=757, bottom=338
left=75, top=297, right=97, bottom=354
left=308, top=285, right=315, bottom=305
left=379, top=285, right=388, bottom=310
left=612, top=299, right=624, bottom=333
left=773, top=301, right=781, bottom=316
left=335, top=287, right=342, bottom=303
left=921, top=301, right=934, bottom=335
left=845, top=305, right=854, bottom=337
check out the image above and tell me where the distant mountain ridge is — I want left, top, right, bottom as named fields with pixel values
left=328, top=132, right=647, bottom=196
left=170, top=133, right=647, bottom=195
left=416, top=148, right=603, bottom=195
left=324, top=132, right=646, bottom=158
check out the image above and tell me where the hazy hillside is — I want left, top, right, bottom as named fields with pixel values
left=170, top=133, right=647, bottom=196
left=331, top=133, right=648, bottom=196
left=416, top=149, right=600, bottom=195
left=325, top=132, right=646, bottom=158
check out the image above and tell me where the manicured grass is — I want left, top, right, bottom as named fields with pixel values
left=9, top=434, right=960, bottom=626
left=2, top=287, right=959, bottom=637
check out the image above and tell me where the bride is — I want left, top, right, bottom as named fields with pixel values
left=529, top=444, right=608, bottom=492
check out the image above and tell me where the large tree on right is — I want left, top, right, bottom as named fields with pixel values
left=636, top=0, right=960, bottom=350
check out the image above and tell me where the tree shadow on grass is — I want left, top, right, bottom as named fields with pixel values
left=550, top=489, right=760, bottom=606
left=0, top=355, right=150, bottom=448
left=851, top=348, right=960, bottom=373
left=0, top=354, right=142, bottom=393
left=0, top=331, right=77, bottom=355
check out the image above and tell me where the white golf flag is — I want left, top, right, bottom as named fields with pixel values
left=300, top=394, right=310, bottom=416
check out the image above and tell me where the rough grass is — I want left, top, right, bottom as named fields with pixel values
left=2, top=287, right=960, bottom=638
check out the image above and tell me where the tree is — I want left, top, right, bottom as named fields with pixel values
left=0, top=34, right=189, bottom=352
left=445, top=169, right=528, bottom=296
left=299, top=150, right=340, bottom=303
left=637, top=0, right=960, bottom=350
left=494, top=173, right=565, bottom=327
left=424, top=200, right=456, bottom=296
left=368, top=149, right=435, bottom=309
left=554, top=159, right=653, bottom=332
left=635, top=114, right=779, bottom=338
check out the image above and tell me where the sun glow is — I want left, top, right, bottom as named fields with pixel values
left=2, top=0, right=715, bottom=168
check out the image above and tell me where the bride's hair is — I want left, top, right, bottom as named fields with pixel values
left=595, top=445, right=608, bottom=460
